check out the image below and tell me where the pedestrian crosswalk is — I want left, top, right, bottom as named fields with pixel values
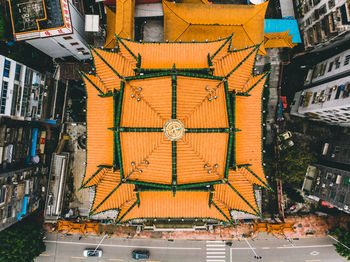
left=206, top=240, right=227, bottom=262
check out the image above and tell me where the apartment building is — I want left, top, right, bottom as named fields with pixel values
left=297, top=0, right=350, bottom=48
left=0, top=166, right=43, bottom=231
left=0, top=55, right=48, bottom=120
left=290, top=48, right=350, bottom=126
left=302, top=136, right=350, bottom=214
left=0, top=116, right=49, bottom=231
left=8, top=0, right=90, bottom=60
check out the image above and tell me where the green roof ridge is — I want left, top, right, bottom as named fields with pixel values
left=79, top=71, right=104, bottom=95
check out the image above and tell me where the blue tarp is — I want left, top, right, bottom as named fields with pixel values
left=264, top=19, right=302, bottom=43
left=30, top=128, right=38, bottom=157
left=17, top=196, right=28, bottom=220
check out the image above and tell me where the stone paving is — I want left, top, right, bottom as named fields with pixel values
left=44, top=214, right=350, bottom=240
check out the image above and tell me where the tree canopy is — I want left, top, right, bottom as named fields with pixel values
left=0, top=214, right=46, bottom=262
left=279, top=146, right=316, bottom=187
left=331, top=222, right=350, bottom=260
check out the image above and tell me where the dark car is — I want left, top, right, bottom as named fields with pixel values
left=132, top=250, right=150, bottom=260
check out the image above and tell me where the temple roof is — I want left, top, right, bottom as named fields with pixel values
left=264, top=31, right=296, bottom=49
left=163, top=1, right=268, bottom=54
left=81, top=37, right=270, bottom=224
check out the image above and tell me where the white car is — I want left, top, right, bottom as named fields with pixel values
left=83, top=249, right=103, bottom=258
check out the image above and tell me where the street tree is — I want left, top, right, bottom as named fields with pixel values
left=279, top=146, right=316, bottom=187
left=331, top=222, right=350, bottom=260
left=0, top=214, right=46, bottom=262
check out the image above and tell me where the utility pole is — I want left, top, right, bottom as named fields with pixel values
left=243, top=236, right=262, bottom=260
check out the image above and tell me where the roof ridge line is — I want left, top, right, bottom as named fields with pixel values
left=79, top=166, right=105, bottom=190
left=125, top=82, right=167, bottom=123
left=210, top=33, right=234, bottom=61
left=224, top=178, right=261, bottom=217
left=90, top=46, right=125, bottom=80
left=237, top=71, right=270, bottom=96
left=224, top=43, right=261, bottom=79
left=240, top=165, right=272, bottom=191
left=115, top=34, right=138, bottom=61
left=116, top=197, right=138, bottom=223
left=79, top=71, right=105, bottom=95
left=210, top=198, right=233, bottom=225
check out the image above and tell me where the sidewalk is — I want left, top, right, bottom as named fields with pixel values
left=44, top=214, right=350, bottom=241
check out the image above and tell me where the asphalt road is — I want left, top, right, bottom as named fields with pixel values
left=36, top=232, right=345, bottom=262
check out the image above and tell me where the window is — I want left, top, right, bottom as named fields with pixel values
left=335, top=57, right=341, bottom=69
left=70, top=42, right=79, bottom=46
left=344, top=55, right=350, bottom=66
left=14, top=64, right=21, bottom=81
left=335, top=85, right=342, bottom=99
left=0, top=81, right=8, bottom=114
left=328, top=61, right=334, bottom=72
left=3, top=60, right=10, bottom=77
left=10, top=84, right=18, bottom=116
left=63, top=36, right=73, bottom=40
left=328, top=0, right=335, bottom=9
left=0, top=187, right=6, bottom=204
left=7, top=206, right=12, bottom=218
left=77, top=47, right=85, bottom=51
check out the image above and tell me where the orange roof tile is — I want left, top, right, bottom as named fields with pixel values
left=105, top=5, right=117, bottom=48
left=81, top=78, right=114, bottom=188
left=162, top=1, right=268, bottom=54
left=115, top=0, right=135, bottom=40
left=90, top=169, right=135, bottom=215
left=116, top=37, right=232, bottom=69
left=83, top=38, right=269, bottom=224
left=235, top=78, right=268, bottom=187
left=264, top=31, right=297, bottom=49
left=118, top=191, right=230, bottom=222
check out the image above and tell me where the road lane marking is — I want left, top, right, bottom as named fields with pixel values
left=206, top=244, right=226, bottom=247
left=44, top=240, right=201, bottom=250
left=206, top=241, right=226, bottom=262
left=277, top=245, right=332, bottom=249
left=206, top=248, right=225, bottom=251
left=305, top=260, right=321, bottom=262
left=206, top=260, right=225, bottom=262
left=206, top=256, right=226, bottom=259
left=107, top=259, right=124, bottom=261
left=39, top=254, right=50, bottom=256
left=207, top=252, right=225, bottom=254
left=262, top=247, right=271, bottom=249
left=71, top=257, right=87, bottom=259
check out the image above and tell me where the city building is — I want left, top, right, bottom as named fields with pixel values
left=8, top=0, right=90, bottom=60
left=0, top=55, right=47, bottom=120
left=302, top=135, right=350, bottom=214
left=80, top=33, right=270, bottom=226
left=0, top=117, right=48, bottom=231
left=290, top=48, right=350, bottom=126
left=297, top=0, right=350, bottom=49
left=0, top=55, right=66, bottom=122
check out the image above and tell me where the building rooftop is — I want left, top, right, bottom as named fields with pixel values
left=80, top=35, right=269, bottom=225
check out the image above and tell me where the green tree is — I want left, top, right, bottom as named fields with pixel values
left=331, top=222, right=350, bottom=260
left=279, top=146, right=316, bottom=187
left=0, top=214, right=46, bottom=262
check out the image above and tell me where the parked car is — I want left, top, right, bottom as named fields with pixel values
left=278, top=131, right=292, bottom=142
left=278, top=140, right=294, bottom=151
left=132, top=250, right=150, bottom=260
left=83, top=249, right=103, bottom=258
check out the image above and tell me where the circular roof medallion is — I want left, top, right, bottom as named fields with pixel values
left=163, top=119, right=185, bottom=141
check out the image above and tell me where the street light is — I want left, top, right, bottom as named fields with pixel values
left=243, top=236, right=262, bottom=260
left=326, top=233, right=350, bottom=250
left=93, top=233, right=109, bottom=254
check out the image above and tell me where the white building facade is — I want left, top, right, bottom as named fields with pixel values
left=9, top=0, right=90, bottom=60
left=0, top=55, right=46, bottom=120
left=290, top=49, right=350, bottom=126
left=298, top=0, right=350, bottom=49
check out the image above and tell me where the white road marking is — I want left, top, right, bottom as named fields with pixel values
left=206, top=241, right=226, bottom=262
left=107, top=259, right=124, bottom=261
left=262, top=247, right=271, bottom=249
left=276, top=245, right=332, bottom=249
left=310, top=251, right=320, bottom=256
left=39, top=254, right=51, bottom=256
left=305, top=260, right=321, bottom=262
left=44, top=240, right=201, bottom=250
left=71, top=256, right=87, bottom=259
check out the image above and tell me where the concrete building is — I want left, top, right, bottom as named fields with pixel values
left=0, top=165, right=43, bottom=231
left=8, top=0, right=90, bottom=60
left=0, top=117, right=49, bottom=231
left=297, top=0, right=350, bottom=49
left=290, top=49, right=350, bottom=126
left=0, top=55, right=47, bottom=120
left=302, top=135, right=350, bottom=214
